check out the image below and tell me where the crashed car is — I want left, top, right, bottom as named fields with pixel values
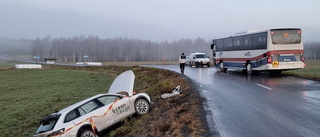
left=34, top=70, right=151, bottom=137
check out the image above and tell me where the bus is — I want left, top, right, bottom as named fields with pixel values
left=210, top=28, right=304, bottom=75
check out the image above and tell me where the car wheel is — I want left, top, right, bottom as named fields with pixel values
left=80, top=129, right=95, bottom=137
left=207, top=63, right=210, bottom=67
left=246, top=62, right=252, bottom=75
left=135, top=99, right=150, bottom=115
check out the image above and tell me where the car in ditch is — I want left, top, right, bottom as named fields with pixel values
left=33, top=70, right=151, bottom=137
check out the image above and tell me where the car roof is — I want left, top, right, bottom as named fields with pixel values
left=58, top=93, right=120, bottom=114
left=52, top=70, right=136, bottom=115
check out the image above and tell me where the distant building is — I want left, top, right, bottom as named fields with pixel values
left=44, top=58, right=57, bottom=64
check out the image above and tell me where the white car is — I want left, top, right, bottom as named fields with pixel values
left=34, top=70, right=151, bottom=137
left=186, top=52, right=210, bottom=67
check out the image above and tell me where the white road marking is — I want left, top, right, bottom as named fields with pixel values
left=256, top=84, right=273, bottom=90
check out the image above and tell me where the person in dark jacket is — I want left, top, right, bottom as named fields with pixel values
left=179, top=53, right=186, bottom=73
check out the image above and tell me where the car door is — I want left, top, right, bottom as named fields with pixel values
left=110, top=96, right=135, bottom=122
left=89, top=95, right=135, bottom=131
left=70, top=100, right=106, bottom=131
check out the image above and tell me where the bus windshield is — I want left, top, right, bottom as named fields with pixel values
left=271, top=29, right=301, bottom=45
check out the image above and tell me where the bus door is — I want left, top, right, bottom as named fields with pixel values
left=211, top=43, right=216, bottom=65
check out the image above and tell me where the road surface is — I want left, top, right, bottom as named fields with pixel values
left=145, top=65, right=320, bottom=137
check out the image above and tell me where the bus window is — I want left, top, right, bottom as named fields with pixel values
left=253, top=32, right=267, bottom=49
left=224, top=38, right=233, bottom=51
left=271, top=29, right=301, bottom=44
left=216, top=39, right=224, bottom=51
left=243, top=35, right=253, bottom=50
left=233, top=36, right=243, bottom=50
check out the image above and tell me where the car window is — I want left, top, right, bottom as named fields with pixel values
left=35, top=114, right=61, bottom=134
left=79, top=101, right=100, bottom=114
left=64, top=110, right=77, bottom=123
left=97, top=95, right=119, bottom=106
left=78, top=107, right=86, bottom=116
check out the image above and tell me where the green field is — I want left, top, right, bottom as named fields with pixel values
left=0, top=67, right=113, bottom=136
left=284, top=60, right=320, bottom=81
left=0, top=60, right=16, bottom=68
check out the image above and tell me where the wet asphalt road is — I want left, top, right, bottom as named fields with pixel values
left=144, top=65, right=320, bottom=137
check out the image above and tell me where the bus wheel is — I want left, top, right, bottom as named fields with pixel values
left=246, top=62, right=252, bottom=75
left=219, top=62, right=227, bottom=72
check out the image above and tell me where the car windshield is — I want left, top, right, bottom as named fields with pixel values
left=195, top=54, right=206, bottom=58
left=35, top=114, right=61, bottom=134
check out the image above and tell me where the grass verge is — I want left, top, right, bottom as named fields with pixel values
left=283, top=60, right=320, bottom=81
left=0, top=64, right=207, bottom=137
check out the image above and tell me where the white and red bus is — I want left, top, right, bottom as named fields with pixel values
left=210, top=28, right=304, bottom=75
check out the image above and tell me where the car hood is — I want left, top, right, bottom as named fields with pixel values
left=108, top=70, right=135, bottom=96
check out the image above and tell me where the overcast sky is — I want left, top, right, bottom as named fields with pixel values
left=1, top=0, right=320, bottom=42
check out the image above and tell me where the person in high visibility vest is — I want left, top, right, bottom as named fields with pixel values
left=179, top=53, right=186, bottom=74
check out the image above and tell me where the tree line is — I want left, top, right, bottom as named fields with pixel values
left=30, top=35, right=211, bottom=62
left=1, top=36, right=320, bottom=62
left=304, top=41, right=320, bottom=60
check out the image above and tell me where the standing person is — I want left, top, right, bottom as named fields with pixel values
left=179, top=53, right=186, bottom=74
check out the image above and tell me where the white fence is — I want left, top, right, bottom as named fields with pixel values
left=15, top=64, right=42, bottom=69
left=76, top=62, right=102, bottom=66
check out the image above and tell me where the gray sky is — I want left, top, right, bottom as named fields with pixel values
left=1, top=0, right=320, bottom=42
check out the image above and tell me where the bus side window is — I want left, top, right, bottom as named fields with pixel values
left=216, top=39, right=224, bottom=51
left=253, top=32, right=267, bottom=49
left=224, top=38, right=233, bottom=51
left=243, top=35, right=253, bottom=50
left=233, top=36, right=243, bottom=50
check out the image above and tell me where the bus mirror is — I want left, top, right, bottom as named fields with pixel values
left=213, top=53, right=216, bottom=57
left=210, top=44, right=215, bottom=49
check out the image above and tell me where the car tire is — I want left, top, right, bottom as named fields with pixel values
left=207, top=63, right=210, bottom=67
left=79, top=129, right=95, bottom=137
left=135, top=99, right=150, bottom=115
